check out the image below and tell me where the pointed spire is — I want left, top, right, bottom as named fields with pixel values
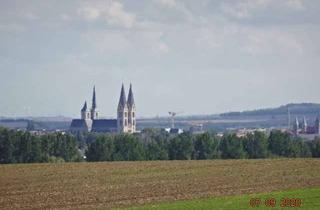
left=295, top=117, right=299, bottom=126
left=118, top=84, right=127, bottom=108
left=127, top=83, right=135, bottom=107
left=293, top=116, right=299, bottom=134
left=287, top=107, right=291, bottom=129
left=92, top=86, right=97, bottom=109
left=294, top=117, right=299, bottom=129
left=81, top=101, right=87, bottom=112
left=302, top=116, right=307, bottom=133
left=303, top=116, right=307, bottom=126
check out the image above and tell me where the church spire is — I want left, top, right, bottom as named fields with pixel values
left=90, top=86, right=98, bottom=120
left=81, top=101, right=87, bottom=112
left=294, top=117, right=299, bottom=135
left=92, top=86, right=97, bottom=109
left=127, top=83, right=135, bottom=107
left=295, top=117, right=299, bottom=127
left=302, top=116, right=307, bottom=133
left=118, top=84, right=127, bottom=108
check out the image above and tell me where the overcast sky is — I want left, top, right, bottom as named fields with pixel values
left=1, top=0, right=320, bottom=118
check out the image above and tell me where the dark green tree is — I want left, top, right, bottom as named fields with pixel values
left=168, top=132, right=194, bottom=160
left=244, top=131, right=269, bottom=159
left=112, top=134, right=145, bottom=161
left=193, top=132, right=220, bottom=159
left=145, top=140, right=168, bottom=160
left=219, top=133, right=246, bottom=159
left=310, top=137, right=320, bottom=157
left=268, top=130, right=290, bottom=157
left=0, top=128, right=15, bottom=163
left=86, top=135, right=114, bottom=161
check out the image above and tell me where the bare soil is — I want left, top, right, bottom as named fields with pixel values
left=0, top=159, right=320, bottom=210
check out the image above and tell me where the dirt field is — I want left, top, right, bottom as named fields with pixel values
left=1, top=159, right=320, bottom=210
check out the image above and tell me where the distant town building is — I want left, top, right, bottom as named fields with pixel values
left=293, top=117, right=300, bottom=135
left=292, top=116, right=320, bottom=135
left=164, top=128, right=184, bottom=134
left=70, top=84, right=136, bottom=133
left=189, top=124, right=204, bottom=134
left=235, top=128, right=267, bottom=138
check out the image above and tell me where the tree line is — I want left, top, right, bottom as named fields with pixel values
left=1, top=127, right=320, bottom=164
left=84, top=129, right=320, bottom=161
left=0, top=127, right=82, bottom=163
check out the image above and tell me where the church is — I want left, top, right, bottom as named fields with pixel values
left=293, top=116, right=320, bottom=135
left=69, top=84, right=136, bottom=133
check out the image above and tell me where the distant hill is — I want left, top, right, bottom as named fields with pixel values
left=1, top=103, right=320, bottom=131
left=220, top=103, right=320, bottom=117
left=0, top=116, right=72, bottom=122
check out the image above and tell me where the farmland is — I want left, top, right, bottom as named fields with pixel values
left=1, top=159, right=320, bottom=209
left=117, top=187, right=320, bottom=210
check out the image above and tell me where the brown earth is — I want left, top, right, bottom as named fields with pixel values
left=0, top=159, right=320, bottom=210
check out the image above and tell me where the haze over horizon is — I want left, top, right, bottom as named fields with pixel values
left=1, top=0, right=320, bottom=118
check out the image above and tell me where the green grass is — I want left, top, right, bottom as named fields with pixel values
left=114, top=187, right=320, bottom=210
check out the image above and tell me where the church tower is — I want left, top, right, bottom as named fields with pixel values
left=293, top=117, right=299, bottom=135
left=117, top=84, right=128, bottom=133
left=127, top=84, right=136, bottom=133
left=81, top=101, right=90, bottom=120
left=90, top=86, right=99, bottom=120
left=80, top=101, right=92, bottom=131
left=302, top=116, right=307, bottom=133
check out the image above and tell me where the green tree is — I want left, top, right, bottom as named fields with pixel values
left=310, top=137, right=320, bottom=157
left=0, top=128, right=15, bottom=163
left=268, top=130, right=311, bottom=158
left=193, top=132, right=220, bottom=159
left=268, top=130, right=290, bottom=157
left=145, top=140, right=168, bottom=160
left=244, top=131, right=269, bottom=159
left=40, top=134, right=54, bottom=162
left=86, top=135, right=114, bottom=161
left=112, top=134, right=145, bottom=161
left=219, top=133, right=246, bottom=159
left=168, top=132, right=194, bottom=160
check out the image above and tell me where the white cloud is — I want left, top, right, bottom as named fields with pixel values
left=285, top=0, right=305, bottom=10
left=0, top=23, right=25, bottom=32
left=196, top=27, right=224, bottom=48
left=134, top=30, right=171, bottom=54
left=82, top=30, right=132, bottom=54
left=21, top=12, right=38, bottom=20
left=82, top=28, right=170, bottom=56
left=79, top=6, right=101, bottom=20
left=221, top=0, right=272, bottom=19
left=221, top=0, right=305, bottom=19
left=78, top=1, right=135, bottom=28
left=106, top=1, right=135, bottom=28
left=156, top=0, right=177, bottom=8
left=60, top=14, right=71, bottom=21
left=158, top=42, right=169, bottom=53
left=242, top=28, right=303, bottom=55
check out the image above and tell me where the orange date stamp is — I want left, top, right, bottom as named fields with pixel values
left=249, top=198, right=302, bottom=208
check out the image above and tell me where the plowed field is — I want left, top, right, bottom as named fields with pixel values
left=1, top=159, right=320, bottom=209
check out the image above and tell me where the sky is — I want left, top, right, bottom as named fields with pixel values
left=0, top=0, right=320, bottom=118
